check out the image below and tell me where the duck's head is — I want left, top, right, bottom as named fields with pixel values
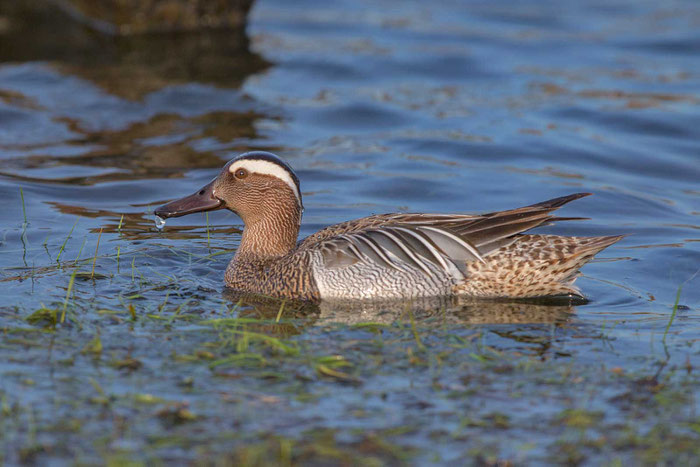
left=155, top=151, right=303, bottom=224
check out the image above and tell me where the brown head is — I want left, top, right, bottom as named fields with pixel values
left=155, top=151, right=303, bottom=260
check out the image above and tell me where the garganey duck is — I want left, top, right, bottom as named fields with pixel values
left=155, top=151, right=622, bottom=302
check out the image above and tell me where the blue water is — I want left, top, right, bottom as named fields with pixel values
left=0, top=0, right=699, bottom=464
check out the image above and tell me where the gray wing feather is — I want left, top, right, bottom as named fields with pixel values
left=389, top=227, right=453, bottom=273
left=350, top=234, right=408, bottom=273
left=318, top=225, right=471, bottom=279
left=417, top=226, right=485, bottom=264
left=313, top=193, right=592, bottom=276
left=365, top=230, right=435, bottom=275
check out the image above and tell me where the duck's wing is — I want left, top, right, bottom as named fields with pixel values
left=305, top=193, right=592, bottom=276
left=392, top=192, right=592, bottom=254
left=311, top=223, right=483, bottom=279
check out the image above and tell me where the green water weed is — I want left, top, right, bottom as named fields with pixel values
left=19, top=187, right=27, bottom=225
left=56, top=218, right=78, bottom=264
left=90, top=228, right=102, bottom=279
left=60, top=271, right=78, bottom=323
left=74, top=236, right=87, bottom=263
left=662, top=285, right=682, bottom=345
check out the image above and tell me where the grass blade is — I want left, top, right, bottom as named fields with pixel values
left=662, top=285, right=682, bottom=344
left=91, top=228, right=103, bottom=279
left=61, top=270, right=78, bottom=323
left=20, top=187, right=27, bottom=224
left=275, top=301, right=286, bottom=323
left=56, top=218, right=78, bottom=264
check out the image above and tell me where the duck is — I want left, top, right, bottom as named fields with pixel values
left=155, top=151, right=622, bottom=302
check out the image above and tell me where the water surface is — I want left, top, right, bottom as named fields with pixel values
left=1, top=0, right=699, bottom=464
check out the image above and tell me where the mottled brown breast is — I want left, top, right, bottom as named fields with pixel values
left=225, top=250, right=320, bottom=301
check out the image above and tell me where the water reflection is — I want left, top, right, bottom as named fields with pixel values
left=0, top=0, right=272, bottom=187
left=47, top=202, right=242, bottom=239
left=223, top=289, right=579, bottom=326
left=1, top=111, right=268, bottom=185
left=0, top=2, right=267, bottom=100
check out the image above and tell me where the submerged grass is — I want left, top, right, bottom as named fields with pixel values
left=25, top=306, right=59, bottom=328
left=2, top=223, right=698, bottom=466
left=2, top=289, right=700, bottom=465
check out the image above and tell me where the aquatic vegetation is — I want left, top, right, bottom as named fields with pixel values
left=1, top=0, right=699, bottom=464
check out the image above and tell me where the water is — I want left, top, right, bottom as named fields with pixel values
left=1, top=0, right=699, bottom=464
left=154, top=215, right=166, bottom=230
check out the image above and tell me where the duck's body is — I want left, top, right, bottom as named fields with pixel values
left=155, top=152, right=622, bottom=302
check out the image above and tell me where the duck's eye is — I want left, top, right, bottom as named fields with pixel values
left=234, top=168, right=248, bottom=179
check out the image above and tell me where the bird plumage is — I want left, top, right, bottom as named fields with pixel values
left=155, top=152, right=622, bottom=302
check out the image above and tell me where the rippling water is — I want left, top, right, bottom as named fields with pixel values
left=1, top=0, right=699, bottom=464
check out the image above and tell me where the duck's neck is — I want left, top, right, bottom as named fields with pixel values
left=234, top=201, right=301, bottom=262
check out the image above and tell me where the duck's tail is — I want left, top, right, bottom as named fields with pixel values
left=454, top=234, right=624, bottom=298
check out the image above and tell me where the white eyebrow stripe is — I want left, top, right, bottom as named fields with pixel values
left=230, top=160, right=301, bottom=205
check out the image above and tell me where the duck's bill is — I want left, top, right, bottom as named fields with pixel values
left=154, top=180, right=223, bottom=219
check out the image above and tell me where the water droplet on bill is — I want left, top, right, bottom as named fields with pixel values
left=154, top=215, right=166, bottom=230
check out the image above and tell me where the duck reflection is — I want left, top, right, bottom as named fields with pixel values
left=222, top=289, right=581, bottom=326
